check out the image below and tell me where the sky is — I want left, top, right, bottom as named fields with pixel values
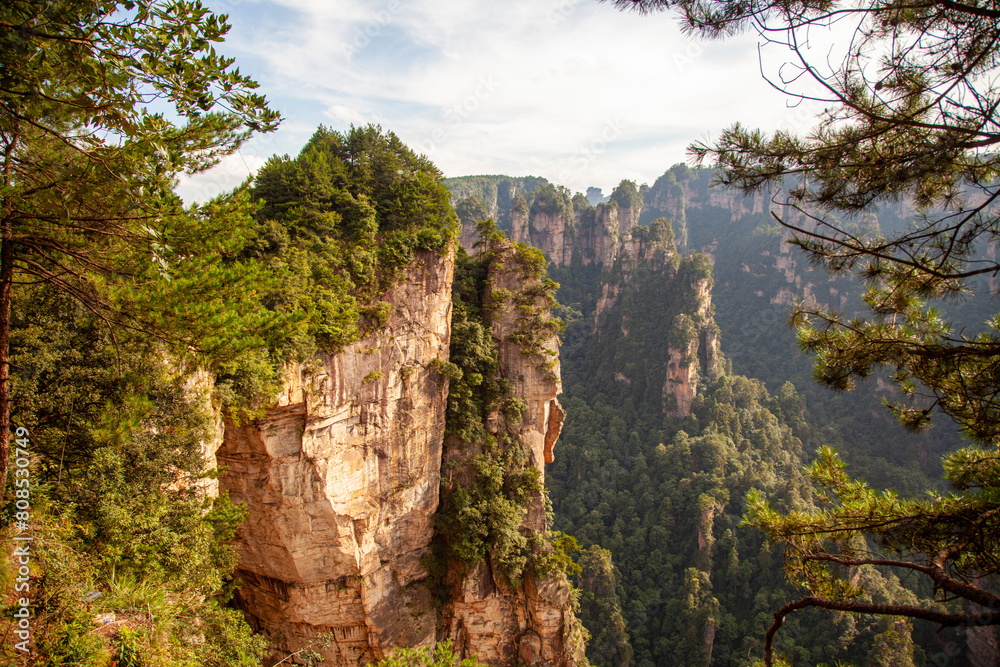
left=176, top=0, right=835, bottom=203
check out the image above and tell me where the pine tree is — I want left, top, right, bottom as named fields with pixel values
left=611, top=1, right=1000, bottom=663
left=0, top=1, right=279, bottom=488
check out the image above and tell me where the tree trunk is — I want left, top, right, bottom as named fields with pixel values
left=0, top=131, right=14, bottom=494
left=765, top=595, right=1000, bottom=666
left=0, top=211, right=11, bottom=492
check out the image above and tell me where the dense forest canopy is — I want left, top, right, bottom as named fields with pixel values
left=607, top=0, right=1000, bottom=664
left=0, top=2, right=463, bottom=661
left=10, top=0, right=1000, bottom=665
left=0, top=0, right=281, bottom=491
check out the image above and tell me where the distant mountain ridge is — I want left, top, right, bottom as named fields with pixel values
left=446, top=168, right=980, bottom=666
left=446, top=168, right=963, bottom=490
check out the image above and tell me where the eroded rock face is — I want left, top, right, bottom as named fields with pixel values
left=510, top=209, right=573, bottom=267
left=506, top=201, right=639, bottom=269
left=644, top=176, right=769, bottom=223
left=218, top=249, right=455, bottom=665
left=658, top=276, right=720, bottom=416
left=486, top=243, right=564, bottom=484
left=500, top=192, right=720, bottom=420
left=664, top=344, right=698, bottom=418
left=215, top=243, right=584, bottom=666
left=444, top=565, right=585, bottom=667
left=438, top=240, right=586, bottom=666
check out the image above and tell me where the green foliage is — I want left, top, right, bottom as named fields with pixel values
left=544, top=218, right=927, bottom=664
left=505, top=251, right=562, bottom=360
left=364, top=369, right=386, bottom=384
left=437, top=233, right=572, bottom=589
left=114, top=627, right=143, bottom=667
left=455, top=195, right=492, bottom=228
left=610, top=180, right=643, bottom=212
left=0, top=0, right=292, bottom=512
left=468, top=158, right=969, bottom=662
left=530, top=182, right=575, bottom=226
left=443, top=436, right=540, bottom=583
left=444, top=175, right=548, bottom=232
left=529, top=531, right=583, bottom=580
left=612, top=2, right=1000, bottom=663
left=155, top=124, right=463, bottom=416
left=550, top=243, right=715, bottom=423
left=212, top=346, right=284, bottom=424
left=638, top=217, right=677, bottom=257
left=548, top=360, right=853, bottom=665
left=746, top=445, right=1000, bottom=638
left=514, top=243, right=550, bottom=279
left=575, top=546, right=633, bottom=667
left=654, top=170, right=953, bottom=494
left=641, top=166, right=694, bottom=248
left=442, top=247, right=501, bottom=445
left=794, top=289, right=1000, bottom=443
left=377, top=639, right=483, bottom=667
left=248, top=125, right=457, bottom=366
left=3, top=287, right=268, bottom=665
left=439, top=242, right=527, bottom=583
left=429, top=358, right=463, bottom=384
left=512, top=194, right=529, bottom=217
left=0, top=0, right=279, bottom=167
left=682, top=253, right=713, bottom=284
left=2, top=3, right=469, bottom=663
left=573, top=192, right=594, bottom=214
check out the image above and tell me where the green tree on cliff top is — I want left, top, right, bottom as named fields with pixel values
left=0, top=0, right=279, bottom=488
left=611, top=0, right=1000, bottom=663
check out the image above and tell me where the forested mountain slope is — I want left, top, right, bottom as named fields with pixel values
left=4, top=127, right=589, bottom=667
left=446, top=169, right=967, bottom=494
left=446, top=172, right=979, bottom=666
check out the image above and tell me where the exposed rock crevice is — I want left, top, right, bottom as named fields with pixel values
left=211, top=244, right=583, bottom=665
left=438, top=239, right=584, bottom=666
left=218, top=249, right=454, bottom=665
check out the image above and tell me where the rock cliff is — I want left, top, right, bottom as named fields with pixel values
left=436, top=237, right=587, bottom=666
left=213, top=245, right=584, bottom=666
left=507, top=199, right=641, bottom=269
left=454, top=178, right=719, bottom=419
left=218, top=249, right=454, bottom=664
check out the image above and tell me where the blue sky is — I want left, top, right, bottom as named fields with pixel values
left=177, top=0, right=828, bottom=202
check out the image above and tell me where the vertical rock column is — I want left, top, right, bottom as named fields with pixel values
left=217, top=249, right=455, bottom=666
left=662, top=276, right=719, bottom=418
left=442, top=240, right=586, bottom=667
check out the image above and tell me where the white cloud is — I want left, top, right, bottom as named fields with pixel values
left=181, top=0, right=832, bottom=201
left=175, top=151, right=269, bottom=203
left=323, top=104, right=376, bottom=126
